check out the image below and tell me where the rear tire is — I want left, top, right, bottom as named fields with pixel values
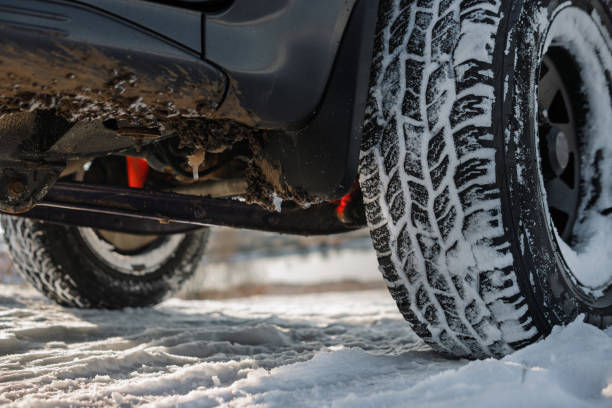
left=360, top=0, right=612, bottom=358
left=1, top=216, right=208, bottom=308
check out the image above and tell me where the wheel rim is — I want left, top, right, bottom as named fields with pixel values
left=72, top=158, right=188, bottom=276
left=539, top=6, right=612, bottom=305
left=537, top=51, right=581, bottom=243
left=78, top=227, right=185, bottom=276
left=96, top=230, right=160, bottom=253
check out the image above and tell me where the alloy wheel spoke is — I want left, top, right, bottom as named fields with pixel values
left=538, top=69, right=562, bottom=112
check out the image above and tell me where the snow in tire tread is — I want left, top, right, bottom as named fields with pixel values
left=360, top=0, right=539, bottom=357
left=0, top=216, right=207, bottom=309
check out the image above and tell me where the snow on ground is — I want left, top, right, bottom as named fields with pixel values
left=0, top=285, right=611, bottom=407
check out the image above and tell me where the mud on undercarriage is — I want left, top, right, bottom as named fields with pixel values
left=0, top=0, right=377, bottom=235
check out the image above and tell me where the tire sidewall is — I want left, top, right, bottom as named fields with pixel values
left=499, top=0, right=612, bottom=329
left=24, top=220, right=208, bottom=308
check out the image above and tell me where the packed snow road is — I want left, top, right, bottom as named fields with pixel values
left=0, top=284, right=611, bottom=407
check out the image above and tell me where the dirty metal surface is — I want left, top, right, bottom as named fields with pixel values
left=0, top=29, right=227, bottom=130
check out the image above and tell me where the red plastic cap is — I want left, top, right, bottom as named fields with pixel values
left=126, top=157, right=149, bottom=189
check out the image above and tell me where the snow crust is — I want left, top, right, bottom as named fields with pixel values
left=543, top=6, right=612, bottom=292
left=0, top=284, right=611, bottom=407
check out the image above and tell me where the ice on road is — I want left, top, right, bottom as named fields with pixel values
left=0, top=284, right=611, bottom=407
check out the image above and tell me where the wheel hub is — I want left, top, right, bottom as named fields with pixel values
left=546, top=127, right=570, bottom=175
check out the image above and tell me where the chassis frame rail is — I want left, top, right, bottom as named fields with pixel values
left=9, top=183, right=365, bottom=236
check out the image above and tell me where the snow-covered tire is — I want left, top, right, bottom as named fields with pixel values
left=0, top=216, right=209, bottom=309
left=360, top=0, right=612, bottom=358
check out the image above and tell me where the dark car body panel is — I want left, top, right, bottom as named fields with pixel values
left=73, top=0, right=205, bottom=52
left=206, top=0, right=357, bottom=129
left=0, top=0, right=378, bottom=231
left=0, top=0, right=227, bottom=125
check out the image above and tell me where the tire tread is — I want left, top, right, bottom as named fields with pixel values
left=360, top=0, right=539, bottom=357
